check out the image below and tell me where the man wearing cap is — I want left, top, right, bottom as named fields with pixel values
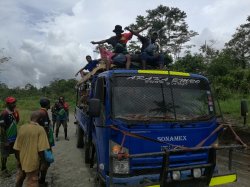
left=0, top=96, right=19, bottom=177
left=91, top=25, right=133, bottom=69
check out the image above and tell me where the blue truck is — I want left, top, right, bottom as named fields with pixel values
left=75, top=69, right=243, bottom=187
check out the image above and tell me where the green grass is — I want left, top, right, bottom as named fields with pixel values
left=1, top=95, right=75, bottom=123
left=219, top=96, right=250, bottom=126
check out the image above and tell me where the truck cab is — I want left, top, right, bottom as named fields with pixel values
left=75, top=69, right=239, bottom=187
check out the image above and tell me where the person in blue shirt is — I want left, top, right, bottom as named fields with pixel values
left=75, top=55, right=101, bottom=77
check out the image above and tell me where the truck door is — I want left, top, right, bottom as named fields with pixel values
left=93, top=77, right=108, bottom=175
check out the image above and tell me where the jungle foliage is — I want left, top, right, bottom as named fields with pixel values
left=0, top=79, right=77, bottom=111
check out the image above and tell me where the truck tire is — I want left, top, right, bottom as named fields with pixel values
left=96, top=176, right=105, bottom=187
left=89, top=143, right=96, bottom=168
left=85, top=142, right=90, bottom=163
left=76, top=123, right=84, bottom=148
left=94, top=151, right=105, bottom=187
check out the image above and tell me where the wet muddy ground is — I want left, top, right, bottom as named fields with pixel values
left=48, top=114, right=96, bottom=187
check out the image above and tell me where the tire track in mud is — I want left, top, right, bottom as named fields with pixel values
left=48, top=114, right=96, bottom=187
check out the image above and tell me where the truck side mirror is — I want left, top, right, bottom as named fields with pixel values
left=89, top=98, right=101, bottom=117
left=241, top=100, right=248, bottom=126
left=241, top=100, right=248, bottom=116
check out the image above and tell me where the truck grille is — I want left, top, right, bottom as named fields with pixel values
left=130, top=150, right=209, bottom=176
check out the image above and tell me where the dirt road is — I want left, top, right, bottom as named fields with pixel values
left=48, top=114, right=95, bottom=187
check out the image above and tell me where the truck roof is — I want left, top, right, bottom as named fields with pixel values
left=98, top=69, right=208, bottom=81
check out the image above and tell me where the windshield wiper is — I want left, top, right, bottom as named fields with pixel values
left=115, top=114, right=150, bottom=122
left=148, top=116, right=176, bottom=121
left=116, top=114, right=176, bottom=122
left=189, top=114, right=214, bottom=121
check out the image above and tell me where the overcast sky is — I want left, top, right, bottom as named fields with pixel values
left=0, top=0, right=249, bottom=87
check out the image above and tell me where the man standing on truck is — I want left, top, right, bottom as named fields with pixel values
left=0, top=96, right=19, bottom=177
left=55, top=96, right=70, bottom=141
left=91, top=25, right=133, bottom=69
left=75, top=55, right=101, bottom=78
left=125, top=27, right=165, bottom=69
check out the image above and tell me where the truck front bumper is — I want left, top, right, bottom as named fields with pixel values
left=107, top=172, right=236, bottom=186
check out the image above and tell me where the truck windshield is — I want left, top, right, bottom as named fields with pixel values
left=112, top=74, right=215, bottom=122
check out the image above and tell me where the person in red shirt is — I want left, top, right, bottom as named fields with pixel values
left=0, top=96, right=19, bottom=177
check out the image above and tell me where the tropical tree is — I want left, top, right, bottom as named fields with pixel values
left=172, top=52, right=206, bottom=73
left=127, top=5, right=198, bottom=58
left=225, top=16, right=250, bottom=69
left=199, top=40, right=219, bottom=63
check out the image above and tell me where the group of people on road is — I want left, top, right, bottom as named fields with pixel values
left=0, top=96, right=69, bottom=187
left=75, top=24, right=166, bottom=78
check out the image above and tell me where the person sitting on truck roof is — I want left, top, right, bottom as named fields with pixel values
left=125, top=27, right=165, bottom=69
left=91, top=25, right=133, bottom=70
left=75, top=55, right=101, bottom=78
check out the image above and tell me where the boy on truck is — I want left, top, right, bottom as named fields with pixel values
left=75, top=55, right=101, bottom=78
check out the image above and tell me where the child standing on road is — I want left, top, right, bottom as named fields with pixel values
left=55, top=96, right=69, bottom=141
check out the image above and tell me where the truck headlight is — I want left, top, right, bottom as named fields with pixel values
left=112, top=158, right=129, bottom=174
left=110, top=140, right=130, bottom=174
left=172, top=171, right=181, bottom=180
left=193, top=168, right=202, bottom=178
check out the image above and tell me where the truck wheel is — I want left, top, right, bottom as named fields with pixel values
left=96, top=175, right=105, bottom=187
left=85, top=143, right=90, bottom=163
left=76, top=123, right=84, bottom=148
left=89, top=143, right=96, bottom=168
